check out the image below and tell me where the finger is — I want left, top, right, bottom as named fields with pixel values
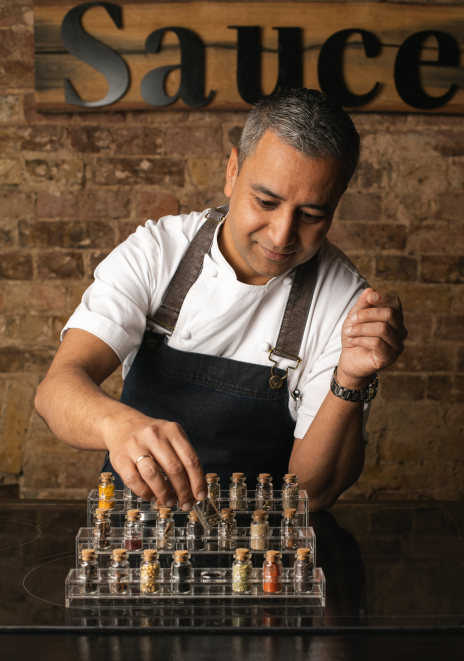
left=345, top=336, right=397, bottom=369
left=345, top=321, right=405, bottom=352
left=366, top=291, right=403, bottom=315
left=346, top=306, right=406, bottom=338
left=169, top=424, right=207, bottom=501
left=135, top=455, right=177, bottom=507
left=115, top=454, right=156, bottom=502
left=348, top=287, right=377, bottom=316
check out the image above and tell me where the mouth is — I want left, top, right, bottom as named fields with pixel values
left=260, top=245, right=294, bottom=262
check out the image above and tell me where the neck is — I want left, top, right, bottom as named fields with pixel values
left=217, top=217, right=272, bottom=286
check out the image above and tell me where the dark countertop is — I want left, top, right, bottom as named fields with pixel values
left=1, top=499, right=463, bottom=659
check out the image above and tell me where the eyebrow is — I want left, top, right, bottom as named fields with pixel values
left=250, top=183, right=330, bottom=211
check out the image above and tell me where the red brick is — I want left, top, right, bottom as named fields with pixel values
left=0, top=189, right=34, bottom=219
left=336, top=193, right=382, bottom=221
left=119, top=222, right=141, bottom=243
left=0, top=29, right=15, bottom=57
left=435, top=315, right=464, bottom=342
left=114, top=126, right=164, bottom=155
left=0, top=126, right=63, bottom=152
left=136, top=191, right=179, bottom=221
left=380, top=374, right=425, bottom=401
left=37, top=251, right=84, bottom=280
left=228, top=126, right=243, bottom=148
left=434, top=193, right=464, bottom=221
left=165, top=126, right=222, bottom=155
left=407, top=225, right=464, bottom=253
left=23, top=93, right=70, bottom=123
left=93, top=158, right=184, bottom=186
left=327, top=222, right=407, bottom=251
left=421, top=255, right=464, bottom=283
left=79, top=189, right=131, bottom=220
left=352, top=159, right=391, bottom=189
left=426, top=375, right=464, bottom=403
left=19, top=221, right=114, bottom=249
left=0, top=252, right=32, bottom=280
left=69, top=126, right=113, bottom=153
left=25, top=159, right=84, bottom=186
left=0, top=347, right=55, bottom=373
left=0, top=282, right=68, bottom=314
left=36, top=192, right=78, bottom=219
left=344, top=254, right=372, bottom=280
left=403, top=314, right=433, bottom=343
left=87, top=251, right=110, bottom=275
left=0, top=222, right=15, bottom=247
left=375, top=256, right=418, bottom=281
left=0, top=28, right=29, bottom=59
left=0, top=94, right=19, bottom=123
left=0, top=59, right=33, bottom=89
left=0, top=5, right=32, bottom=28
left=76, top=111, right=125, bottom=124
left=388, top=343, right=454, bottom=372
left=388, top=285, right=450, bottom=313
left=432, top=131, right=464, bottom=157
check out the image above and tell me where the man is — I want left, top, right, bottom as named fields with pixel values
left=35, top=89, right=407, bottom=512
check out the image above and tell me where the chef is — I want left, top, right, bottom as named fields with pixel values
left=35, top=89, right=407, bottom=512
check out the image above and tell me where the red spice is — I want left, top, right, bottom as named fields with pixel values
left=263, top=562, right=283, bottom=593
left=125, top=538, right=142, bottom=551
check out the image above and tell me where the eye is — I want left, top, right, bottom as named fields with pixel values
left=301, top=211, right=326, bottom=223
left=255, top=196, right=277, bottom=210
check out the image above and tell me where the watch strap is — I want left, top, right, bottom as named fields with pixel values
left=330, top=367, right=378, bottom=403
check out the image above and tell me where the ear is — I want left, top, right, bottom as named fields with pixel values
left=224, top=148, right=239, bottom=198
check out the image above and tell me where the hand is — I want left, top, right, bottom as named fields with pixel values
left=337, top=288, right=408, bottom=389
left=104, top=411, right=207, bottom=511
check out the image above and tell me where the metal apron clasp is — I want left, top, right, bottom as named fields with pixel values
left=268, top=348, right=302, bottom=390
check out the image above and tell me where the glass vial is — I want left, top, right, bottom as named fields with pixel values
left=157, top=507, right=175, bottom=550
left=171, top=549, right=192, bottom=594
left=282, top=474, right=299, bottom=510
left=140, top=548, right=160, bottom=594
left=193, top=497, right=220, bottom=528
left=263, top=550, right=283, bottom=594
left=93, top=508, right=112, bottom=550
left=229, top=472, right=247, bottom=510
left=294, top=547, right=314, bottom=593
left=218, top=508, right=237, bottom=550
left=150, top=498, right=163, bottom=515
left=256, top=473, right=274, bottom=511
left=78, top=548, right=98, bottom=594
left=98, top=472, right=115, bottom=510
left=250, top=510, right=269, bottom=551
left=124, top=485, right=137, bottom=511
left=109, top=548, right=130, bottom=594
left=124, top=509, right=143, bottom=551
left=206, top=473, right=221, bottom=510
left=281, top=508, right=299, bottom=550
left=187, top=509, right=205, bottom=551
left=232, top=548, right=252, bottom=594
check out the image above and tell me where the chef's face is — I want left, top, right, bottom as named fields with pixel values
left=221, top=130, right=347, bottom=285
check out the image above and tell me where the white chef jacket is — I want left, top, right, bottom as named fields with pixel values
left=62, top=209, right=370, bottom=441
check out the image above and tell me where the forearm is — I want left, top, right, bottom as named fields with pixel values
left=289, top=390, right=365, bottom=511
left=35, top=366, right=133, bottom=451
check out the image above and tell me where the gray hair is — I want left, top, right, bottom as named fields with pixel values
left=238, top=88, right=360, bottom=187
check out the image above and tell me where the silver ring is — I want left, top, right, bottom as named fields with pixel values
left=135, top=455, right=153, bottom=464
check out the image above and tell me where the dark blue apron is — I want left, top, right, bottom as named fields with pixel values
left=102, top=206, right=318, bottom=490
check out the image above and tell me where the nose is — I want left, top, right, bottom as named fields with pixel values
left=267, top=209, right=297, bottom=249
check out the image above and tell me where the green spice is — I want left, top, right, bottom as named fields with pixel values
left=232, top=562, right=252, bottom=593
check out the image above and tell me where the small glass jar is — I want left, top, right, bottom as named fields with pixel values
left=124, top=509, right=143, bottom=551
left=109, top=548, right=130, bottom=594
left=187, top=509, right=205, bottom=551
left=98, top=472, right=115, bottom=510
left=78, top=548, right=99, bottom=594
left=157, top=507, right=175, bottom=550
left=93, top=508, right=112, bottom=550
left=206, top=473, right=221, bottom=509
left=250, top=510, right=269, bottom=551
left=294, top=547, right=314, bottom=593
left=140, top=548, right=160, bottom=594
left=256, top=473, right=274, bottom=511
left=232, top=548, right=252, bottom=594
left=229, top=472, right=247, bottom=510
left=281, top=508, right=299, bottom=550
left=124, top=485, right=138, bottom=511
left=171, top=549, right=192, bottom=594
left=282, top=474, right=299, bottom=510
left=263, top=550, right=283, bottom=594
left=218, top=508, right=237, bottom=550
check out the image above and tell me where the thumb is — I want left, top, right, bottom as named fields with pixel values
left=349, top=287, right=377, bottom=316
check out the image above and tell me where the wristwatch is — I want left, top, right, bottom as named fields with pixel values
left=330, top=366, right=378, bottom=403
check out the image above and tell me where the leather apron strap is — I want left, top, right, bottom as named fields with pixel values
left=149, top=205, right=318, bottom=376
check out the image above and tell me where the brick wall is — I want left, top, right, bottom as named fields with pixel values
left=0, top=0, right=463, bottom=499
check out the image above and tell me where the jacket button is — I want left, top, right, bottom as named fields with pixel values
left=180, top=329, right=192, bottom=340
left=283, top=276, right=293, bottom=286
left=262, top=342, right=271, bottom=352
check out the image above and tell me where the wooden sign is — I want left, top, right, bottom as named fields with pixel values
left=34, top=1, right=464, bottom=113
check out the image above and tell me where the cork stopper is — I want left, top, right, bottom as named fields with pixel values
left=232, top=472, right=245, bottom=483
left=151, top=499, right=163, bottom=510
left=143, top=549, right=158, bottom=560
left=206, top=473, right=218, bottom=483
left=266, top=550, right=281, bottom=560
left=221, top=507, right=234, bottom=519
left=81, top=548, right=96, bottom=559
left=174, top=549, right=190, bottom=562
left=253, top=509, right=267, bottom=520
left=235, top=547, right=250, bottom=559
left=284, top=473, right=297, bottom=482
left=189, top=509, right=199, bottom=521
left=101, top=472, right=112, bottom=479
left=258, top=473, right=271, bottom=482
left=297, top=547, right=312, bottom=559
left=284, top=508, right=297, bottom=518
left=159, top=507, right=171, bottom=518
left=127, top=509, right=140, bottom=520
left=113, top=548, right=127, bottom=559
left=95, top=508, right=109, bottom=519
